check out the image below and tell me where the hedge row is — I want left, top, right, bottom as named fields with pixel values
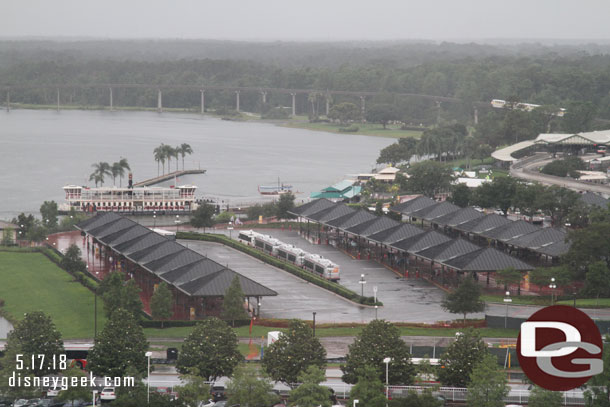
left=177, top=231, right=382, bottom=306
left=140, top=318, right=251, bottom=329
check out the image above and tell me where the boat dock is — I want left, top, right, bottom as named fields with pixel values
left=134, top=169, right=206, bottom=187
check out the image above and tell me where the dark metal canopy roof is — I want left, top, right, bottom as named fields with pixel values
left=580, top=192, right=609, bottom=208
left=444, top=247, right=533, bottom=272
left=455, top=213, right=512, bottom=234
left=76, top=212, right=277, bottom=298
left=409, top=201, right=461, bottom=221
left=534, top=240, right=571, bottom=257
left=345, top=216, right=401, bottom=237
left=326, top=209, right=377, bottom=230
left=289, top=198, right=336, bottom=217
left=307, top=203, right=355, bottom=223
left=481, top=220, right=540, bottom=242
left=432, top=207, right=484, bottom=227
left=367, top=223, right=425, bottom=245
left=414, top=238, right=481, bottom=263
left=506, top=227, right=567, bottom=250
left=390, top=196, right=437, bottom=215
left=391, top=230, right=453, bottom=254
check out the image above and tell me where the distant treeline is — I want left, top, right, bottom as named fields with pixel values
left=2, top=40, right=610, bottom=126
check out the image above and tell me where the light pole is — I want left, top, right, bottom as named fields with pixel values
left=92, top=390, right=98, bottom=407
left=312, top=312, right=316, bottom=337
left=549, top=278, right=557, bottom=306
left=353, top=400, right=359, bottom=407
left=383, top=357, right=391, bottom=404
left=375, top=305, right=378, bottom=319
left=175, top=215, right=180, bottom=234
left=573, top=290, right=577, bottom=307
left=359, top=274, right=366, bottom=297
left=228, top=221, right=233, bottom=240
left=145, top=351, right=153, bottom=405
left=503, top=291, right=512, bottom=329
left=373, top=285, right=378, bottom=304
left=153, top=213, right=156, bottom=229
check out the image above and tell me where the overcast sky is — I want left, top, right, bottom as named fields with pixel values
left=3, top=0, right=610, bottom=41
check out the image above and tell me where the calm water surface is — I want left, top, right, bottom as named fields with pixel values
left=0, top=110, right=393, bottom=219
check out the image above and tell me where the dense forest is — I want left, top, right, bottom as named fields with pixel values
left=2, top=40, right=610, bottom=140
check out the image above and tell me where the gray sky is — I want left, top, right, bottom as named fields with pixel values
left=3, top=0, right=610, bottom=41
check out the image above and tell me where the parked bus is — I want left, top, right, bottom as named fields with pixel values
left=277, top=244, right=307, bottom=266
left=237, top=230, right=260, bottom=246
left=253, top=234, right=282, bottom=256
left=303, top=254, right=340, bottom=281
left=65, top=343, right=93, bottom=369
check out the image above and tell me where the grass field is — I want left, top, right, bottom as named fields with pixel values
left=143, top=324, right=518, bottom=339
left=0, top=252, right=105, bottom=339
left=481, top=294, right=549, bottom=306
left=282, top=121, right=423, bottom=139
left=557, top=298, right=610, bottom=308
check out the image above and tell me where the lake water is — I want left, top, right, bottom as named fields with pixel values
left=0, top=110, right=393, bottom=219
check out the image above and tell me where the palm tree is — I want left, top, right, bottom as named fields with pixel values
left=163, top=145, right=175, bottom=174
left=173, top=146, right=180, bottom=172
left=153, top=145, right=164, bottom=176
left=117, top=158, right=130, bottom=186
left=111, top=162, right=122, bottom=186
left=89, top=162, right=111, bottom=187
left=178, top=143, right=193, bottom=170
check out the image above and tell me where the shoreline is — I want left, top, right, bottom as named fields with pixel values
left=4, top=104, right=422, bottom=139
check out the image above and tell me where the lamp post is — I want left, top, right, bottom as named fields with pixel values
left=373, top=285, right=378, bottom=304
left=153, top=213, right=156, bottom=229
left=375, top=305, right=378, bottom=319
left=573, top=290, right=577, bottom=307
left=549, top=278, right=557, bottom=306
left=312, top=312, right=316, bottom=337
left=383, top=357, right=391, bottom=405
left=175, top=215, right=180, bottom=234
left=92, top=390, right=98, bottom=407
left=353, top=400, right=359, bottom=407
left=503, top=291, right=512, bottom=329
left=359, top=274, right=366, bottom=297
left=145, top=351, right=153, bottom=405
left=228, top=221, right=233, bottom=240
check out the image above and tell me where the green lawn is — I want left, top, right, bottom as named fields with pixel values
left=556, top=298, right=610, bottom=308
left=481, top=294, right=549, bottom=306
left=282, top=121, right=423, bottom=139
left=0, top=252, right=106, bottom=339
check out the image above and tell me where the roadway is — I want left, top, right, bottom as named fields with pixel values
left=510, top=153, right=610, bottom=195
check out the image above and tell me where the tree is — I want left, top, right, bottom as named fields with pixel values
left=173, top=373, right=211, bottom=407
left=277, top=192, right=296, bottom=219
left=348, top=365, right=387, bottom=407
left=374, top=201, right=384, bottom=216
left=190, top=203, right=216, bottom=232
left=389, top=391, right=443, bottom=407
left=56, top=367, right=92, bottom=405
left=40, top=200, right=59, bottom=229
left=438, top=328, right=487, bottom=387
left=117, top=158, right=130, bottom=187
left=536, top=185, right=581, bottom=226
left=89, top=161, right=111, bottom=187
left=226, top=364, right=278, bottom=407
left=153, top=145, right=165, bottom=176
left=407, top=161, right=453, bottom=197
left=341, top=319, right=415, bottom=385
left=98, top=271, right=142, bottom=318
left=0, top=347, right=39, bottom=399
left=366, top=104, right=400, bottom=129
left=289, top=366, right=331, bottom=407
left=177, top=317, right=242, bottom=381
left=163, top=144, right=176, bottom=172
left=514, top=183, right=544, bottom=221
left=528, top=386, right=563, bottom=407
left=562, top=101, right=597, bottom=133
left=565, top=221, right=610, bottom=272
left=88, top=309, right=147, bottom=377
left=1, top=227, right=14, bottom=246
left=60, top=244, right=86, bottom=274
left=541, top=157, right=585, bottom=178
left=221, top=276, right=248, bottom=327
left=12, top=213, right=35, bottom=237
left=328, top=102, right=360, bottom=125
left=466, top=353, right=508, bottom=407
left=494, top=267, right=524, bottom=295
left=528, top=265, right=572, bottom=292
left=584, top=334, right=610, bottom=407
left=150, top=282, right=173, bottom=328
left=441, top=275, right=485, bottom=324
left=3, top=311, right=64, bottom=376
left=377, top=137, right=418, bottom=165
left=262, top=319, right=326, bottom=386
left=583, top=261, right=610, bottom=300
left=178, top=143, right=194, bottom=170
left=449, top=184, right=471, bottom=208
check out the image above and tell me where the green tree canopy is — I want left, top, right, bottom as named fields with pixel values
left=177, top=317, right=242, bottom=381
left=494, top=267, right=524, bottom=295
left=40, top=200, right=59, bottom=229
left=262, top=319, right=326, bottom=386
left=190, top=203, right=216, bottom=232
left=277, top=192, right=296, bottom=219
left=389, top=391, right=443, bottom=407
left=583, top=261, right=610, bottom=299
left=528, top=386, right=563, bottom=407
left=438, top=328, right=488, bottom=387
left=366, top=103, right=401, bottom=129
left=377, top=137, right=418, bottom=165
left=328, top=102, right=360, bottom=124
left=173, top=373, right=211, bottom=407
left=150, top=282, right=174, bottom=327
left=60, top=244, right=86, bottom=274
left=441, top=275, right=485, bottom=324
left=221, top=276, right=248, bottom=326
left=348, top=365, right=387, bottom=407
left=449, top=183, right=471, bottom=208
left=98, top=271, right=142, bottom=318
left=289, top=366, right=331, bottom=407
left=56, top=367, right=92, bottom=404
left=226, top=364, right=279, bottom=407
left=341, top=319, right=415, bottom=385
left=466, top=353, right=508, bottom=407
left=87, top=308, right=148, bottom=377
left=406, top=161, right=453, bottom=197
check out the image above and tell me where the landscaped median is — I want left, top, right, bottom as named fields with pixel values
left=176, top=231, right=382, bottom=306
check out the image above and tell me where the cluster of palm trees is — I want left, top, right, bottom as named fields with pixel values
left=153, top=143, right=194, bottom=176
left=89, top=158, right=131, bottom=187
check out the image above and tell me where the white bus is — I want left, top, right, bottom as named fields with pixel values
left=237, top=230, right=260, bottom=246
left=303, top=253, right=340, bottom=281
left=253, top=234, right=282, bottom=256
left=277, top=244, right=307, bottom=266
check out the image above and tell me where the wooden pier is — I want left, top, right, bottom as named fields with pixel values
left=134, top=169, right=206, bottom=187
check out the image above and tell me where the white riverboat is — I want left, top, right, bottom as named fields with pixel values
left=61, top=184, right=198, bottom=214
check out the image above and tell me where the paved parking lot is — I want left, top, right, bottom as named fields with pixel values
left=182, top=230, right=470, bottom=323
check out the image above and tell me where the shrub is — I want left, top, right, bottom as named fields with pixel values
left=338, top=125, right=359, bottom=132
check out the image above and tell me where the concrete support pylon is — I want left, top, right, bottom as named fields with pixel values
left=291, top=93, right=296, bottom=117
left=56, top=88, right=60, bottom=112
left=474, top=106, right=478, bottom=125
left=200, top=89, right=205, bottom=114
left=436, top=101, right=441, bottom=124
left=157, top=89, right=163, bottom=113
left=261, top=91, right=267, bottom=104
left=5, top=90, right=9, bottom=112
left=109, top=88, right=113, bottom=111
left=325, top=94, right=330, bottom=116
left=235, top=90, right=240, bottom=112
